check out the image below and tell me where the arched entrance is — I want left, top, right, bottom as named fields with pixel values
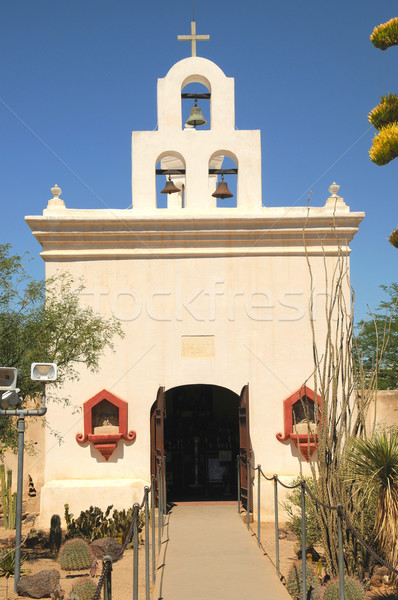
left=151, top=384, right=250, bottom=502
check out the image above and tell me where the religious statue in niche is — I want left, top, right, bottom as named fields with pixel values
left=76, top=389, right=136, bottom=461
left=276, top=386, right=321, bottom=461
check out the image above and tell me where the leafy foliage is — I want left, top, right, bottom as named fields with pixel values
left=64, top=504, right=145, bottom=545
left=371, top=18, right=398, bottom=51
left=355, top=284, right=398, bottom=390
left=390, top=228, right=398, bottom=249
left=0, top=547, right=26, bottom=578
left=283, top=478, right=322, bottom=548
left=0, top=243, right=124, bottom=453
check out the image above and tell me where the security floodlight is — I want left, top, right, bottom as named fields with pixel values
left=0, top=367, right=18, bottom=391
left=0, top=389, right=21, bottom=409
left=31, top=363, right=57, bottom=382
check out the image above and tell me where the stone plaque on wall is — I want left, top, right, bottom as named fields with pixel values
left=181, top=335, right=215, bottom=359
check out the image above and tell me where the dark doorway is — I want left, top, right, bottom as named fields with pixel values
left=164, top=384, right=239, bottom=501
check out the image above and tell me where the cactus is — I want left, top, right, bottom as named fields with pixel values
left=59, top=538, right=92, bottom=571
left=323, top=577, right=365, bottom=600
left=49, top=514, right=62, bottom=555
left=70, top=578, right=96, bottom=600
left=286, top=562, right=320, bottom=600
left=0, top=464, right=17, bottom=530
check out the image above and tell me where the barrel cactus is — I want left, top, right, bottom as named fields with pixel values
left=59, top=538, right=92, bottom=571
left=69, top=578, right=96, bottom=600
left=286, top=562, right=320, bottom=600
left=323, top=577, right=365, bottom=600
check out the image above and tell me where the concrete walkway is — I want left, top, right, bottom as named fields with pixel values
left=154, top=504, right=292, bottom=600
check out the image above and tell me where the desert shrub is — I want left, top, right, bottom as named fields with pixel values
left=283, top=478, right=322, bottom=548
left=286, top=562, right=320, bottom=600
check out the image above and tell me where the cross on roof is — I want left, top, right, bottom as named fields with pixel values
left=178, top=21, right=210, bottom=57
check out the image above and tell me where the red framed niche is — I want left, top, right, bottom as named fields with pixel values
left=276, top=386, right=321, bottom=461
left=76, top=389, right=136, bottom=461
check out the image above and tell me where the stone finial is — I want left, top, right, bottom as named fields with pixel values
left=45, top=183, right=66, bottom=211
left=51, top=184, right=62, bottom=198
left=328, top=182, right=340, bottom=197
left=325, top=181, right=348, bottom=211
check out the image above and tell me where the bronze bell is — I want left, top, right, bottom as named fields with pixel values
left=161, top=175, right=180, bottom=194
left=212, top=175, right=233, bottom=199
left=185, top=99, right=207, bottom=128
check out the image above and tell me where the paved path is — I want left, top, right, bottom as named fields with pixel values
left=154, top=504, right=292, bottom=600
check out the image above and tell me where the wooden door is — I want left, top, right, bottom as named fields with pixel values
left=150, top=386, right=165, bottom=503
left=239, top=384, right=252, bottom=512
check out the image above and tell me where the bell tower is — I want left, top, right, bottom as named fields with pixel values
left=131, top=57, right=262, bottom=213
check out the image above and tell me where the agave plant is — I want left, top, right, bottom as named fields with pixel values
left=389, top=227, right=398, bottom=249
left=346, top=430, right=398, bottom=578
left=369, top=94, right=398, bottom=130
left=371, top=18, right=398, bottom=50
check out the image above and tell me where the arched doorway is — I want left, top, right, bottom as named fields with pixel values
left=151, top=384, right=241, bottom=501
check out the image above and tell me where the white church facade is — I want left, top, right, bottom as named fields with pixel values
left=26, top=51, right=364, bottom=526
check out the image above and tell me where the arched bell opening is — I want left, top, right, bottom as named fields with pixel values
left=155, top=151, right=186, bottom=209
left=163, top=384, right=240, bottom=501
left=181, top=80, right=211, bottom=131
left=209, top=151, right=238, bottom=208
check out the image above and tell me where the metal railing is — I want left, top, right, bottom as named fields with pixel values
left=236, top=456, right=398, bottom=600
left=93, top=456, right=167, bottom=600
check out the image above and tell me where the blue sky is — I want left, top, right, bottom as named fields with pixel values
left=0, top=1, right=396, bottom=321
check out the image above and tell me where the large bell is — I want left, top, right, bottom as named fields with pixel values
left=212, top=175, right=233, bottom=199
left=185, top=99, right=207, bottom=128
left=161, top=175, right=180, bottom=194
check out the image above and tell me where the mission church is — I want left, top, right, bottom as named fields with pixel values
left=26, top=23, right=364, bottom=525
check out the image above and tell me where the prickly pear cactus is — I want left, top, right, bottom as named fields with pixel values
left=70, top=578, right=96, bottom=600
left=286, top=562, right=320, bottom=600
left=59, top=538, right=92, bottom=571
left=323, top=577, right=365, bottom=600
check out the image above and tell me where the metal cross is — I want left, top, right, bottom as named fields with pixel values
left=178, top=21, right=210, bottom=57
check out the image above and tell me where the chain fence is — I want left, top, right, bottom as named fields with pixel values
left=236, top=455, right=397, bottom=600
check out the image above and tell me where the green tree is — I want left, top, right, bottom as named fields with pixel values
left=0, top=243, right=124, bottom=453
left=369, top=18, right=398, bottom=248
left=355, top=283, right=398, bottom=390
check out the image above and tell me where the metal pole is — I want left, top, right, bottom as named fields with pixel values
left=237, top=456, right=241, bottom=514
left=257, top=465, right=261, bottom=547
left=159, top=460, right=163, bottom=535
left=274, top=475, right=280, bottom=578
left=163, top=457, right=167, bottom=516
left=14, top=415, right=25, bottom=592
left=301, top=483, right=307, bottom=600
left=103, top=555, right=113, bottom=600
left=133, top=503, right=139, bottom=600
left=247, top=460, right=250, bottom=530
left=144, top=488, right=150, bottom=600
left=157, top=462, right=162, bottom=555
left=151, top=476, right=156, bottom=585
left=337, top=505, right=345, bottom=600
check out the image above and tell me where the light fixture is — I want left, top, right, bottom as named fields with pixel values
left=31, top=363, right=58, bottom=382
left=0, top=367, right=18, bottom=391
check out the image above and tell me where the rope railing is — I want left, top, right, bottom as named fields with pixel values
left=93, top=456, right=167, bottom=600
left=236, top=455, right=398, bottom=600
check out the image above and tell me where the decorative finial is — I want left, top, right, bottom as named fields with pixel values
left=328, top=182, right=340, bottom=197
left=51, top=184, right=62, bottom=198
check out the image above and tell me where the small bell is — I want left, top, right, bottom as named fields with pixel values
left=161, top=175, right=180, bottom=194
left=185, top=99, right=207, bottom=128
left=212, top=175, right=233, bottom=199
